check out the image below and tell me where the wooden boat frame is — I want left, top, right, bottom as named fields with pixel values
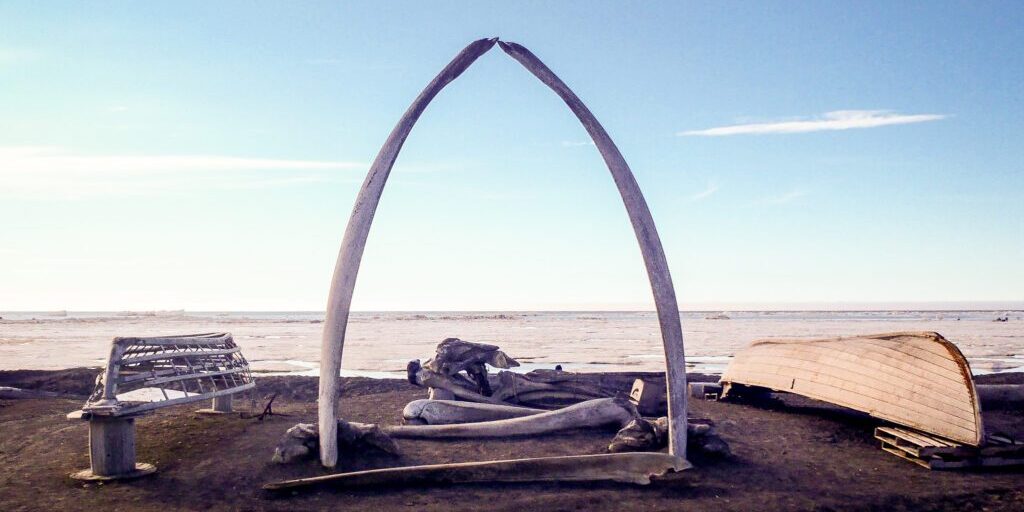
left=317, top=38, right=690, bottom=472
left=69, top=332, right=254, bottom=480
left=81, top=332, right=254, bottom=417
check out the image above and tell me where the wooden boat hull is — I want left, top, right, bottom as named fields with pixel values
left=720, top=332, right=984, bottom=446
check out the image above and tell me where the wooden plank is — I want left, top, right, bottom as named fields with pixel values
left=729, top=368, right=978, bottom=435
left=881, top=444, right=934, bottom=469
left=132, top=367, right=247, bottom=387
left=728, top=353, right=975, bottom=416
left=735, top=341, right=968, bottom=390
left=119, top=347, right=241, bottom=365
left=89, top=382, right=256, bottom=417
left=880, top=443, right=976, bottom=470
left=875, top=430, right=973, bottom=458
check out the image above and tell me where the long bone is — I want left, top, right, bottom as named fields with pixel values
left=265, top=452, right=689, bottom=491
left=402, top=399, right=544, bottom=425
left=385, top=397, right=636, bottom=439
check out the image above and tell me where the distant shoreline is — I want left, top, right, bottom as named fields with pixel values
left=3, top=308, right=1023, bottom=315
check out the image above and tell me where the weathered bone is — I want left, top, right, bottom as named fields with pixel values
left=386, top=397, right=637, bottom=439
left=489, top=370, right=608, bottom=405
left=608, top=417, right=728, bottom=457
left=422, top=338, right=519, bottom=397
left=319, top=37, right=689, bottom=468
left=317, top=38, right=500, bottom=467
left=265, top=452, right=690, bottom=491
left=609, top=417, right=669, bottom=453
left=273, top=423, right=319, bottom=464
left=403, top=399, right=544, bottom=425
left=498, top=39, right=688, bottom=457
left=407, top=363, right=658, bottom=409
left=273, top=421, right=399, bottom=464
left=424, top=338, right=519, bottom=374
left=407, top=361, right=508, bottom=405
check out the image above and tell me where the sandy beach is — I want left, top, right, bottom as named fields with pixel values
left=0, top=369, right=1022, bottom=511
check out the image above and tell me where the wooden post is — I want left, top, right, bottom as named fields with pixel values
left=90, top=416, right=136, bottom=476
left=70, top=415, right=156, bottom=481
left=196, top=393, right=235, bottom=414
left=212, top=394, right=233, bottom=412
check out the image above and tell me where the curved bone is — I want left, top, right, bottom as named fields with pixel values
left=497, top=40, right=688, bottom=457
left=385, top=397, right=636, bottom=439
left=424, top=338, right=519, bottom=374
left=265, top=452, right=690, bottom=491
left=489, top=370, right=608, bottom=405
left=408, top=363, right=508, bottom=405
left=319, top=38, right=688, bottom=467
left=317, top=37, right=499, bottom=467
left=403, top=399, right=544, bottom=425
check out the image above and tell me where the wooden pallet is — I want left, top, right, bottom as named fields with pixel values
left=875, top=426, right=1024, bottom=470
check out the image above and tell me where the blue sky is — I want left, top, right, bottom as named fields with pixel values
left=1, top=2, right=1021, bottom=310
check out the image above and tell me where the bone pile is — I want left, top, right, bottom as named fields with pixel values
left=275, top=338, right=729, bottom=464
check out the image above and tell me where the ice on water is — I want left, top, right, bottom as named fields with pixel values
left=1, top=310, right=1021, bottom=377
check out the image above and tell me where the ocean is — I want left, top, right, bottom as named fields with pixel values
left=1, top=310, right=1021, bottom=377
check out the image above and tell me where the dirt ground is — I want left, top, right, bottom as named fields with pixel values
left=1, top=369, right=1022, bottom=512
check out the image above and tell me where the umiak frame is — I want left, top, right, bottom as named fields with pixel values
left=318, top=38, right=689, bottom=469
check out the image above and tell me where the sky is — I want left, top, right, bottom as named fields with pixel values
left=1, top=2, right=1022, bottom=311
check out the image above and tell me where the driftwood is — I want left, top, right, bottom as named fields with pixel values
left=386, top=397, right=637, bottom=439
left=265, top=452, right=689, bottom=491
left=318, top=37, right=689, bottom=467
left=403, top=399, right=543, bottom=425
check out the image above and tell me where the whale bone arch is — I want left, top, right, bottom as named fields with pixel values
left=318, top=37, right=689, bottom=468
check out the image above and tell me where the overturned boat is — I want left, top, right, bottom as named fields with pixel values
left=720, top=331, right=984, bottom=446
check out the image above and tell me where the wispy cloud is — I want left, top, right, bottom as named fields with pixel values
left=678, top=110, right=946, bottom=136
left=757, top=190, right=808, bottom=205
left=561, top=140, right=595, bottom=147
left=0, top=146, right=365, bottom=200
left=689, top=182, right=719, bottom=202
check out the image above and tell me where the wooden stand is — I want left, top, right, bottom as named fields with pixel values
left=196, top=394, right=234, bottom=414
left=70, top=414, right=156, bottom=481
